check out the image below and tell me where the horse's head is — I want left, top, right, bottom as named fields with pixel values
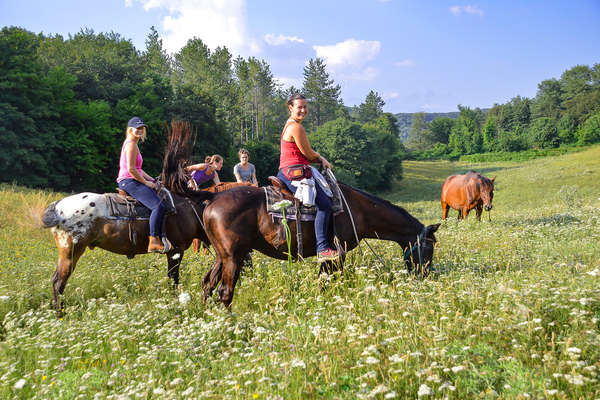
left=479, top=176, right=496, bottom=211
left=403, top=223, right=440, bottom=275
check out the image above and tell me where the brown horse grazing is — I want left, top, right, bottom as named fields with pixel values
left=441, top=171, right=496, bottom=220
left=201, top=183, right=440, bottom=307
left=41, top=121, right=214, bottom=315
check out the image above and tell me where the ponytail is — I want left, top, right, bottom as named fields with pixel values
left=205, top=154, right=223, bottom=165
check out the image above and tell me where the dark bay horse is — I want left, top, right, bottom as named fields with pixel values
left=441, top=171, right=495, bottom=220
left=202, top=183, right=440, bottom=307
left=41, top=121, right=213, bottom=315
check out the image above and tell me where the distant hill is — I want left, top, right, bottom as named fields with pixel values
left=394, top=112, right=459, bottom=142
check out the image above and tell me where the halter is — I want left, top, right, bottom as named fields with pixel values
left=403, top=228, right=434, bottom=266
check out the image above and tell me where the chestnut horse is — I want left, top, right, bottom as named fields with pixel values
left=201, top=183, right=440, bottom=307
left=441, top=171, right=495, bottom=220
left=41, top=121, right=213, bottom=315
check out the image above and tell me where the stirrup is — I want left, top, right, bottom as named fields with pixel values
left=161, top=236, right=173, bottom=253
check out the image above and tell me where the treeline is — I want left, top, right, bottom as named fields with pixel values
left=405, top=64, right=600, bottom=159
left=0, top=26, right=403, bottom=192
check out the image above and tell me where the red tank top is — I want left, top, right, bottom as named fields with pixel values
left=279, top=119, right=310, bottom=169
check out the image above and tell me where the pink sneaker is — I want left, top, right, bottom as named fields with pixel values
left=317, top=248, right=340, bottom=262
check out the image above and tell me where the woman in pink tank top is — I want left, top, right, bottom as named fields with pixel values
left=116, top=116, right=171, bottom=254
left=276, top=93, right=339, bottom=263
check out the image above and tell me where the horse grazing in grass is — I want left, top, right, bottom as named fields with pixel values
left=441, top=171, right=495, bottom=220
left=41, top=121, right=213, bottom=315
left=202, top=182, right=440, bottom=307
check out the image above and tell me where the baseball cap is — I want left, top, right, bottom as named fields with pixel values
left=127, top=116, right=147, bottom=129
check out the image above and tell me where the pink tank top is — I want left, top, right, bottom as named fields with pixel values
left=279, top=119, right=309, bottom=169
left=116, top=140, right=143, bottom=182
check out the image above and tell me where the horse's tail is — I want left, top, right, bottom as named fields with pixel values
left=41, top=201, right=60, bottom=228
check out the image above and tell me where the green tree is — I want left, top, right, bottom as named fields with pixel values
left=302, top=58, right=342, bottom=131
left=482, top=117, right=498, bottom=152
left=405, top=112, right=430, bottom=151
left=576, top=112, right=600, bottom=145
left=356, top=90, right=385, bottom=123
left=528, top=117, right=559, bottom=148
left=429, top=117, right=454, bottom=144
left=533, top=78, right=563, bottom=120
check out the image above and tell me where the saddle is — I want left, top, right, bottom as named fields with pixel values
left=105, top=187, right=177, bottom=259
left=265, top=175, right=343, bottom=222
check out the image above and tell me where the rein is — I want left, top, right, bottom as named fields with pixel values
left=402, top=229, right=432, bottom=266
left=327, top=169, right=386, bottom=266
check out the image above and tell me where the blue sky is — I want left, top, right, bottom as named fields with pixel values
left=1, top=0, right=599, bottom=113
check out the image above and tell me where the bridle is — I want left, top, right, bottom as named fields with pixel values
left=403, top=228, right=435, bottom=267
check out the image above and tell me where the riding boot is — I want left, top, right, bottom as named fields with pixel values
left=148, top=236, right=165, bottom=253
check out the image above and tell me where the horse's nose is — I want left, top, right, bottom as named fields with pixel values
left=485, top=205, right=492, bottom=211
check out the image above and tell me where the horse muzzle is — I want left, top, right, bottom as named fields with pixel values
left=484, top=205, right=492, bottom=211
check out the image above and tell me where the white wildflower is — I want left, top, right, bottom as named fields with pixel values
left=169, top=377, right=183, bottom=387
left=388, top=354, right=403, bottom=364
left=439, top=381, right=456, bottom=391
left=585, top=268, right=599, bottom=277
left=272, top=200, right=292, bottom=211
left=369, top=384, right=388, bottom=395
left=565, top=374, right=584, bottom=386
left=417, top=383, right=433, bottom=397
left=451, top=365, right=466, bottom=373
left=13, top=379, right=26, bottom=390
left=365, top=356, right=379, bottom=364
left=384, top=391, right=397, bottom=399
left=178, top=292, right=191, bottom=305
left=547, top=389, right=558, bottom=395
left=290, top=358, right=306, bottom=369
left=567, top=347, right=581, bottom=355
left=402, top=312, right=411, bottom=317
left=0, top=295, right=9, bottom=302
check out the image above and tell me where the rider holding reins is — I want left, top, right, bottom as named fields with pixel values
left=277, top=93, right=340, bottom=263
left=116, top=117, right=171, bottom=253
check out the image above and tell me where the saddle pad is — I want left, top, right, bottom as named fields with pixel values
left=265, top=174, right=344, bottom=221
left=105, top=193, right=151, bottom=220
left=104, top=188, right=177, bottom=220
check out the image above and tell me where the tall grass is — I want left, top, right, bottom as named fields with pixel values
left=1, top=146, right=599, bottom=399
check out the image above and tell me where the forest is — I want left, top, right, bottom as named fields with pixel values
left=0, top=26, right=400, bottom=192
left=1, top=25, right=598, bottom=192
left=404, top=64, right=600, bottom=160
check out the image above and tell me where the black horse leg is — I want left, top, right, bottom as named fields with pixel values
left=166, top=249, right=182, bottom=288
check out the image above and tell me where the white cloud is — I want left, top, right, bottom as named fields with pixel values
left=450, top=5, right=484, bottom=16
left=264, top=34, right=304, bottom=46
left=313, top=39, right=381, bottom=68
left=394, top=58, right=415, bottom=67
left=383, top=91, right=399, bottom=100
left=340, top=67, right=379, bottom=81
left=129, top=0, right=259, bottom=55
left=274, top=76, right=302, bottom=89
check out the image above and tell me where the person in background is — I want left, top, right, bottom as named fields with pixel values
left=233, top=148, right=258, bottom=186
left=116, top=116, right=171, bottom=253
left=186, top=155, right=223, bottom=188
left=277, top=93, right=339, bottom=263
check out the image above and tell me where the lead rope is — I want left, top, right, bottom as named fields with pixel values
left=326, top=169, right=386, bottom=266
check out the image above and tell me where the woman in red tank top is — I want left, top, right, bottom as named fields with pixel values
left=277, top=93, right=339, bottom=263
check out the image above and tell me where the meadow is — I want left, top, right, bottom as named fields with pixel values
left=0, top=146, right=599, bottom=399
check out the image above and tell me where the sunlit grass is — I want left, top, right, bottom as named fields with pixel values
left=1, top=147, right=599, bottom=398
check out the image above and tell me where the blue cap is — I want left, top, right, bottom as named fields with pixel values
left=127, top=116, right=146, bottom=129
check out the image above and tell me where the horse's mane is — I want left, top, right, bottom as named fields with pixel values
left=341, top=183, right=424, bottom=230
left=160, top=120, right=213, bottom=202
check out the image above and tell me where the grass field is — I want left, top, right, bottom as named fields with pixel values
left=1, top=146, right=599, bottom=399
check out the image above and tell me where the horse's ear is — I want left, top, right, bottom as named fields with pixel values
left=491, top=176, right=496, bottom=183
left=426, top=223, right=440, bottom=235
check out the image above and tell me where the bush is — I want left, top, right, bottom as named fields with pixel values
left=528, top=117, right=559, bottom=148
left=576, top=112, right=600, bottom=145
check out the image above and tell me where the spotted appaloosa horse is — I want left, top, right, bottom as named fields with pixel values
left=41, top=121, right=213, bottom=316
left=441, top=171, right=496, bottom=220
